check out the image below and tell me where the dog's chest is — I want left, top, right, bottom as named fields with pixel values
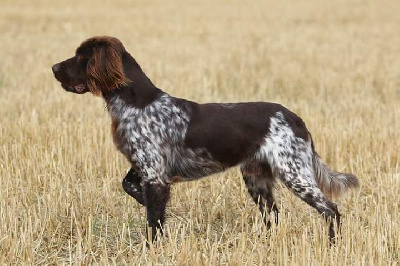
left=109, top=95, right=190, bottom=165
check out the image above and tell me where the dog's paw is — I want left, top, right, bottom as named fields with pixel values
left=122, top=178, right=145, bottom=206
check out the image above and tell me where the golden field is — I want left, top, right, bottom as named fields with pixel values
left=0, top=0, right=399, bottom=264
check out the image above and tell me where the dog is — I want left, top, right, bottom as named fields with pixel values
left=52, top=36, right=359, bottom=243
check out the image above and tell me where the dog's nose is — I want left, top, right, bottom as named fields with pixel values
left=52, top=63, right=61, bottom=74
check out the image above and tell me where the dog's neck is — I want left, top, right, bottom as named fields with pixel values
left=103, top=51, right=164, bottom=108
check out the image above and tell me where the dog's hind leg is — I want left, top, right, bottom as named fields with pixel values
left=264, top=139, right=341, bottom=242
left=270, top=152, right=340, bottom=242
left=240, top=161, right=279, bottom=229
left=278, top=169, right=341, bottom=243
left=122, top=168, right=145, bottom=206
left=259, top=111, right=342, bottom=242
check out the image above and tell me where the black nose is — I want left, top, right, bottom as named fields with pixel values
left=52, top=63, right=61, bottom=74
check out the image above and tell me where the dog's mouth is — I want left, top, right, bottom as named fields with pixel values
left=61, top=83, right=88, bottom=94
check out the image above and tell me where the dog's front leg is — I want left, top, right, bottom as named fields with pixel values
left=122, top=168, right=145, bottom=205
left=143, top=180, right=170, bottom=243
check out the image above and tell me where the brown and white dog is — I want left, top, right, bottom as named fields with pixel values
left=52, top=36, right=359, bottom=243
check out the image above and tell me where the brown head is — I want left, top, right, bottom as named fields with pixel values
left=52, top=36, right=131, bottom=96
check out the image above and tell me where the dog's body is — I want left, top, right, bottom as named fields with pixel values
left=52, top=36, right=359, bottom=243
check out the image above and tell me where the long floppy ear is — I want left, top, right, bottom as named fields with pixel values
left=86, top=43, right=130, bottom=96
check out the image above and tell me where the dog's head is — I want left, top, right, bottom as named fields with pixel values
left=52, top=36, right=130, bottom=96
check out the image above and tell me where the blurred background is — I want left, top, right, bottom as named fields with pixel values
left=0, top=0, right=399, bottom=264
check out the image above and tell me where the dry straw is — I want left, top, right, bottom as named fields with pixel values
left=0, top=0, right=399, bottom=264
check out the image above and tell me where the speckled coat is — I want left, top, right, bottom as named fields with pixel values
left=52, top=36, right=359, bottom=243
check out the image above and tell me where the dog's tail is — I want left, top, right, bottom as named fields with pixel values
left=312, top=154, right=359, bottom=199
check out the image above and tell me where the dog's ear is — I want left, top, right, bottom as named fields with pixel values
left=86, top=39, right=130, bottom=96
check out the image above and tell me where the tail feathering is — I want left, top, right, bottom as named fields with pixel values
left=313, top=154, right=360, bottom=199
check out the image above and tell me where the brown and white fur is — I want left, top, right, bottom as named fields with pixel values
left=52, top=36, right=359, bottom=244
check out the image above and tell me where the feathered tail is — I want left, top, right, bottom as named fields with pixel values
left=312, top=154, right=360, bottom=199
